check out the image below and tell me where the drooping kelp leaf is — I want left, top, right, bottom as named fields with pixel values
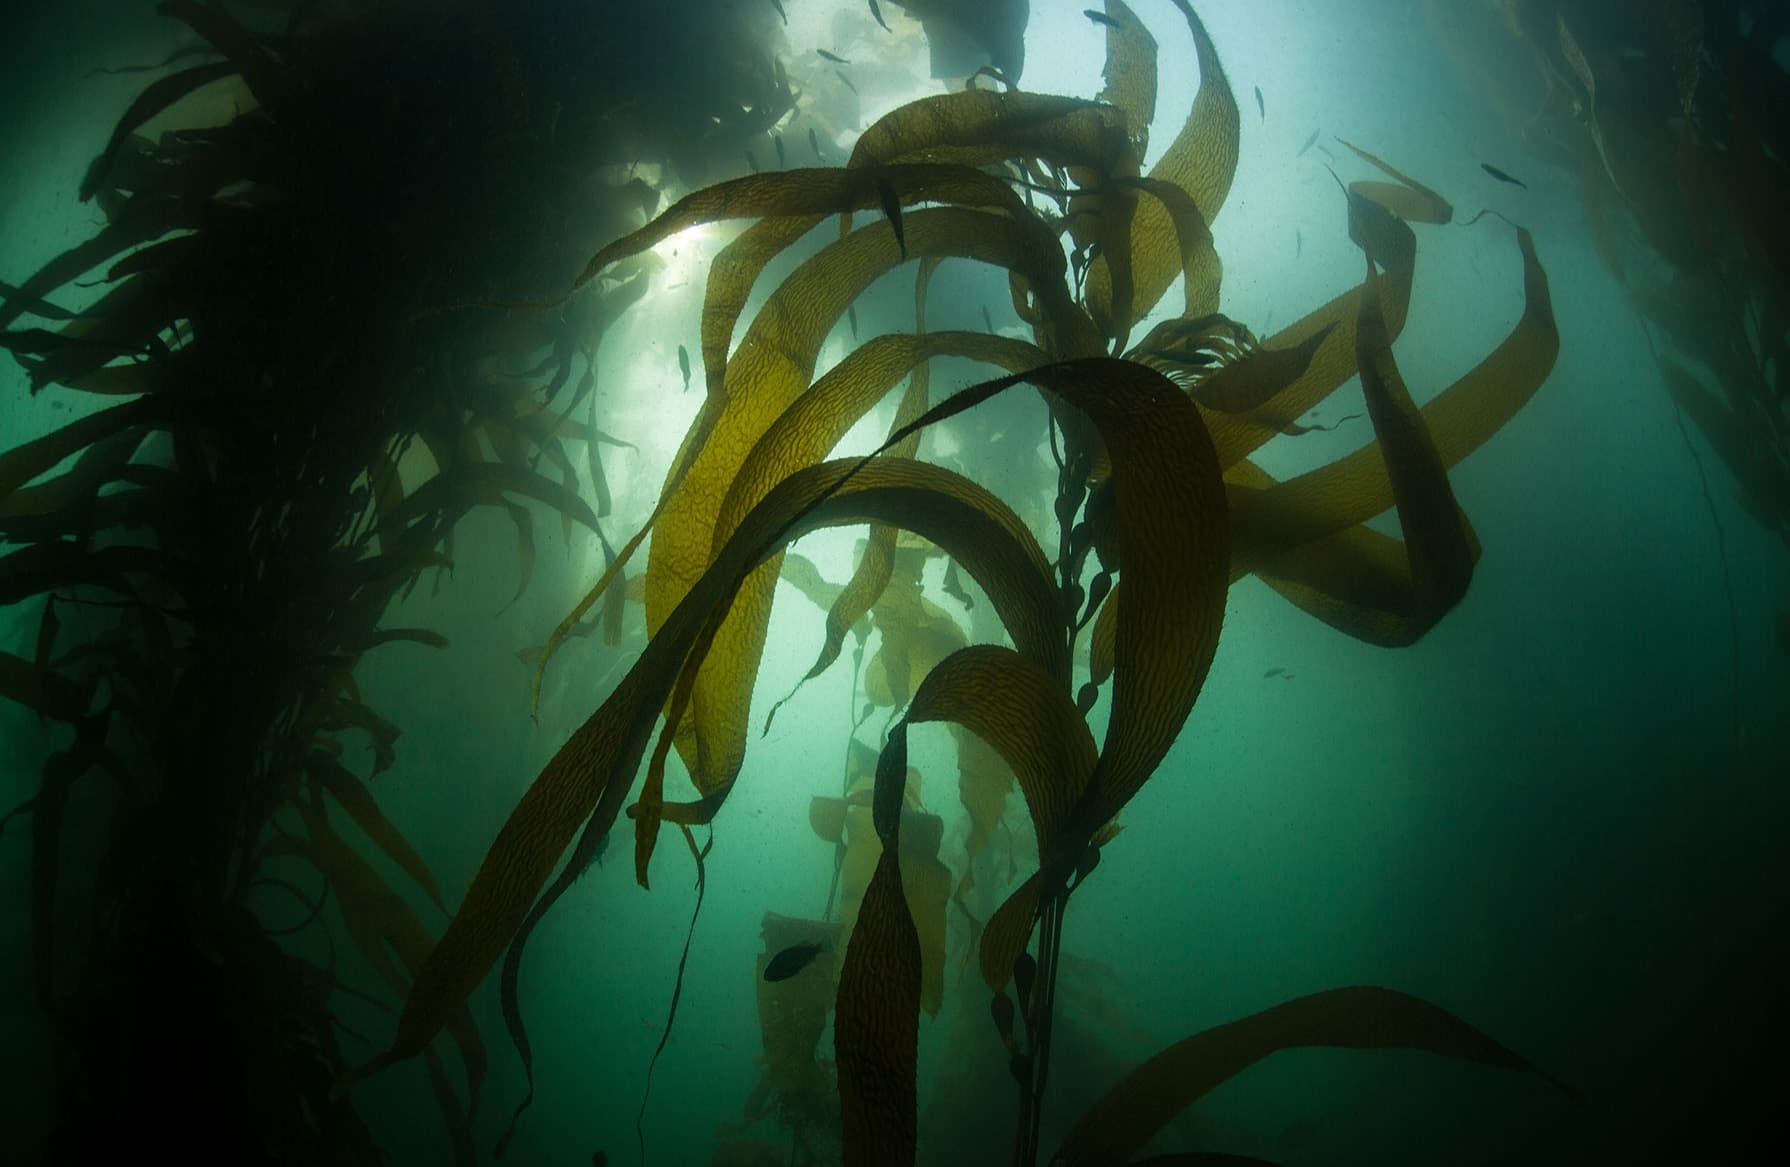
left=353, top=358, right=1207, bottom=1086
left=1050, top=985, right=1572, bottom=1165
left=1084, top=0, right=1239, bottom=338
left=835, top=720, right=923, bottom=1166
left=0, top=204, right=187, bottom=333
left=648, top=210, right=1086, bottom=791
left=1228, top=223, right=1557, bottom=596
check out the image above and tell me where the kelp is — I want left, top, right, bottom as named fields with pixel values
left=0, top=1, right=1537, bottom=1162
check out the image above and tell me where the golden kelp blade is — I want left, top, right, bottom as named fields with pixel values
left=1050, top=985, right=1573, bottom=1165
left=1084, top=0, right=1239, bottom=339
left=1095, top=0, right=1159, bottom=152
left=648, top=209, right=1080, bottom=794
left=1229, top=225, right=1557, bottom=574
left=573, top=164, right=1029, bottom=290
left=904, top=645, right=1096, bottom=847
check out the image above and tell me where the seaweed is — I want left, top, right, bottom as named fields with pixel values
left=3, top=2, right=1573, bottom=1162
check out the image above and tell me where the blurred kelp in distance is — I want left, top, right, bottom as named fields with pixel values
left=1430, top=1, right=1789, bottom=544
left=309, top=1, right=1573, bottom=1163
left=0, top=0, right=798, bottom=1161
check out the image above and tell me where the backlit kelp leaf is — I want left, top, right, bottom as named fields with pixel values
left=573, top=164, right=1028, bottom=291
left=847, top=90, right=1134, bottom=176
left=1228, top=224, right=1556, bottom=584
left=1096, top=1, right=1158, bottom=153
left=310, top=756, right=447, bottom=914
left=77, top=60, right=237, bottom=200
left=1050, top=985, right=1571, bottom=1165
left=835, top=721, right=923, bottom=1166
left=649, top=209, right=1083, bottom=791
left=356, top=446, right=1076, bottom=1084
left=359, top=359, right=1199, bottom=1085
left=381, top=459, right=601, bottom=540
left=1084, top=0, right=1239, bottom=337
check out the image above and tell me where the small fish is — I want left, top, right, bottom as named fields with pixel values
left=818, top=49, right=850, bottom=65
left=1254, top=86, right=1265, bottom=121
left=1295, top=227, right=1302, bottom=257
left=981, top=304, right=993, bottom=332
left=1296, top=129, right=1320, bottom=157
left=746, top=149, right=760, bottom=173
left=878, top=176, right=907, bottom=260
left=1084, top=8, right=1120, bottom=28
left=768, top=0, right=786, bottom=24
left=848, top=304, right=859, bottom=339
left=677, top=344, right=691, bottom=391
left=1480, top=162, right=1528, bottom=188
left=764, top=941, right=825, bottom=982
left=1263, top=667, right=1286, bottom=679
left=809, top=127, right=823, bottom=159
left=867, top=0, right=891, bottom=34
left=774, top=132, right=785, bottom=168
left=835, top=69, right=858, bottom=95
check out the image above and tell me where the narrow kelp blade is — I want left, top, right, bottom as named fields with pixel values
left=349, top=358, right=1215, bottom=1090
left=835, top=722, right=923, bottom=1165
left=1050, top=985, right=1573, bottom=1165
left=1228, top=224, right=1557, bottom=601
left=647, top=208, right=1086, bottom=793
left=1084, top=0, right=1239, bottom=338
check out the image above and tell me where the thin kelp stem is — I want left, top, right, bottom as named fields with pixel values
left=636, top=827, right=714, bottom=1166
left=1013, top=884, right=1069, bottom=1167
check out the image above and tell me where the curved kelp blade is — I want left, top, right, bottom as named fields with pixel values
left=647, top=207, right=1081, bottom=792
left=1229, top=225, right=1557, bottom=642
left=1051, top=985, right=1573, bottom=1165
left=1085, top=0, right=1239, bottom=339
left=77, top=60, right=237, bottom=200
left=835, top=720, right=923, bottom=1166
left=348, top=358, right=1214, bottom=1090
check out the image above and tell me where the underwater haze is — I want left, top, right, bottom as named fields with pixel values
left=1, top=1, right=1786, bottom=1165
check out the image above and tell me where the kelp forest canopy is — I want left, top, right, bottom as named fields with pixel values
left=0, top=0, right=1781, bottom=1165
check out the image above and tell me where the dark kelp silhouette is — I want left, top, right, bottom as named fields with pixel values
left=0, top=0, right=803, bottom=1160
